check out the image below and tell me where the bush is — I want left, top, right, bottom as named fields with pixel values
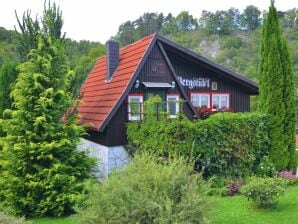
left=227, top=179, right=243, bottom=196
left=241, top=176, right=286, bottom=208
left=77, top=154, right=211, bottom=224
left=0, top=212, right=30, bottom=224
left=128, top=109, right=271, bottom=179
left=255, top=156, right=276, bottom=177
left=277, top=170, right=298, bottom=185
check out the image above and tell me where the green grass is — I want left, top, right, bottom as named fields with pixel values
left=30, top=185, right=298, bottom=224
left=211, top=185, right=298, bottom=224
left=31, top=216, right=76, bottom=224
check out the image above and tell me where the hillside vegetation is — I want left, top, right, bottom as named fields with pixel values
left=0, top=6, right=297, bottom=103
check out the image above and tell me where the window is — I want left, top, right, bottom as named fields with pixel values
left=128, top=95, right=143, bottom=120
left=212, top=82, right=217, bottom=90
left=190, top=93, right=210, bottom=108
left=212, top=94, right=229, bottom=110
left=167, top=95, right=179, bottom=118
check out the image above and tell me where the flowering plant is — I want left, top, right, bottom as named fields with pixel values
left=277, top=170, right=298, bottom=185
left=227, top=180, right=243, bottom=196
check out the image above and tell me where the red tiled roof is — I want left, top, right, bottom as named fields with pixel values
left=77, top=34, right=155, bottom=130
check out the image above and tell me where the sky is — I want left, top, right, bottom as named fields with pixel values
left=0, top=0, right=297, bottom=43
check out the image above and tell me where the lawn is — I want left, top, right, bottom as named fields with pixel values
left=30, top=186, right=298, bottom=224
left=211, top=185, right=298, bottom=224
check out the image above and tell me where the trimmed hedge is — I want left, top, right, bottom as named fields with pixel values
left=128, top=112, right=271, bottom=178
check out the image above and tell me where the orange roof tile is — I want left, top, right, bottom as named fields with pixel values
left=77, top=34, right=155, bottom=130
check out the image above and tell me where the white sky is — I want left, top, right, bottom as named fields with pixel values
left=0, top=0, right=297, bottom=43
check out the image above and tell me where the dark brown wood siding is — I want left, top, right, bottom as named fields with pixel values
left=167, top=53, right=250, bottom=112
left=129, top=45, right=194, bottom=118
left=88, top=42, right=253, bottom=147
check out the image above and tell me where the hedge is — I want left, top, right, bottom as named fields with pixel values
left=127, top=111, right=271, bottom=179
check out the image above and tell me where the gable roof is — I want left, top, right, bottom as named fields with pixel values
left=77, top=33, right=259, bottom=131
left=157, top=35, right=259, bottom=94
left=77, top=34, right=155, bottom=130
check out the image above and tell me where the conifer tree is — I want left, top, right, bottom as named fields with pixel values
left=0, top=35, right=95, bottom=217
left=258, top=1, right=296, bottom=170
left=281, top=38, right=297, bottom=169
left=0, top=60, right=19, bottom=117
left=15, top=0, right=64, bottom=60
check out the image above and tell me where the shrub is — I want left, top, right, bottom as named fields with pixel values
left=255, top=156, right=276, bottom=177
left=227, top=179, right=243, bottom=196
left=241, top=176, right=286, bottom=208
left=0, top=212, right=30, bottom=224
left=128, top=110, right=271, bottom=179
left=277, top=170, right=298, bottom=185
left=77, top=153, right=211, bottom=224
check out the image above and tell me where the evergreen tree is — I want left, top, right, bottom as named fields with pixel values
left=0, top=35, right=95, bottom=217
left=0, top=60, right=19, bottom=117
left=258, top=1, right=296, bottom=170
left=15, top=0, right=64, bottom=60
left=281, top=38, right=297, bottom=169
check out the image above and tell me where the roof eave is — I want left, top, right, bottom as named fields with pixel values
left=155, top=34, right=259, bottom=94
left=97, top=34, right=158, bottom=132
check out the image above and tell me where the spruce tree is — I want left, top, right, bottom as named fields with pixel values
left=258, top=1, right=296, bottom=170
left=0, top=35, right=95, bottom=217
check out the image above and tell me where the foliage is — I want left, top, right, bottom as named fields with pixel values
left=31, top=216, right=75, bottom=224
left=77, top=153, right=211, bottom=224
left=255, top=156, right=276, bottom=177
left=227, top=180, right=243, bottom=196
left=0, top=60, right=19, bottom=117
left=0, top=35, right=95, bottom=217
left=241, top=176, right=286, bottom=208
left=258, top=1, right=297, bottom=170
left=116, top=11, right=198, bottom=45
left=15, top=0, right=64, bottom=60
left=1, top=6, right=298, bottom=106
left=0, top=212, right=30, bottom=224
left=128, top=106, right=271, bottom=179
left=240, top=5, right=261, bottom=30
left=70, top=44, right=105, bottom=98
left=277, top=170, right=298, bottom=185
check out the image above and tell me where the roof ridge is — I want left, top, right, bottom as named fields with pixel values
left=119, top=33, right=155, bottom=51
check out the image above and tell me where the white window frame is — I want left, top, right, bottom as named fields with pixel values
left=128, top=95, right=143, bottom=121
left=212, top=94, right=229, bottom=111
left=190, top=93, right=210, bottom=108
left=167, top=95, right=180, bottom=118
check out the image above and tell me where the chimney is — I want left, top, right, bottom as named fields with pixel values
left=106, top=39, right=119, bottom=80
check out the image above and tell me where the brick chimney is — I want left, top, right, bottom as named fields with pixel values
left=106, top=39, right=119, bottom=80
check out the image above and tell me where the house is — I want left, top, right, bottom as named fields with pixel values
left=77, top=33, right=258, bottom=177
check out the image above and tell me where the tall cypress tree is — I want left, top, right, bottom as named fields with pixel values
left=258, top=1, right=296, bottom=170
left=281, top=38, right=297, bottom=169
left=0, top=35, right=95, bottom=217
